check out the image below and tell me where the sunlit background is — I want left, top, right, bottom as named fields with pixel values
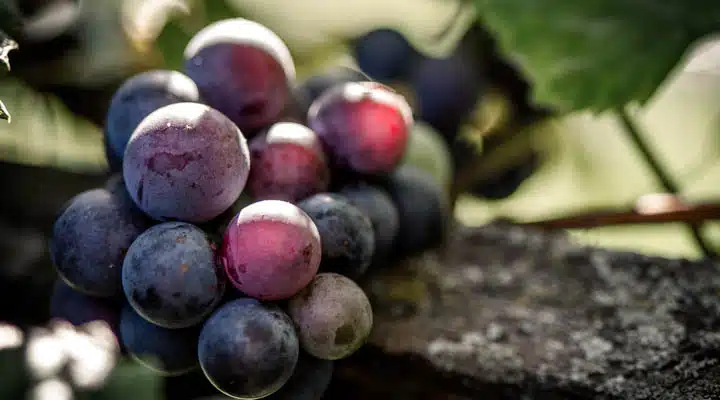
left=1, top=0, right=720, bottom=398
left=3, top=0, right=720, bottom=259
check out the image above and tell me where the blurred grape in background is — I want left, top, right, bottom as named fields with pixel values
left=2, top=0, right=720, bottom=398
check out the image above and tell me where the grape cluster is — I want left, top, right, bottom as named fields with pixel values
left=49, top=18, right=448, bottom=399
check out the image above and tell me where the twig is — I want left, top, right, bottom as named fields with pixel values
left=594, top=108, right=716, bottom=258
left=523, top=199, right=720, bottom=230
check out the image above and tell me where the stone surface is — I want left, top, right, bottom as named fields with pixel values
left=327, top=223, right=720, bottom=399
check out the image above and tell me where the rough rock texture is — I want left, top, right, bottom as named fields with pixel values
left=327, top=223, right=720, bottom=399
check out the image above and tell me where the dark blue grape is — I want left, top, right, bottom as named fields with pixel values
left=411, top=51, right=482, bottom=137
left=338, top=183, right=398, bottom=266
left=120, top=305, right=200, bottom=376
left=382, top=166, right=449, bottom=256
left=122, top=222, right=225, bottom=329
left=294, top=66, right=370, bottom=117
left=198, top=298, right=299, bottom=399
left=266, top=351, right=333, bottom=400
left=352, top=28, right=419, bottom=81
left=184, top=18, right=295, bottom=135
left=50, top=188, right=151, bottom=298
left=50, top=280, right=120, bottom=337
left=104, top=70, right=201, bottom=169
left=298, top=193, right=375, bottom=280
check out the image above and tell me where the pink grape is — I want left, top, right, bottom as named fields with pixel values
left=247, top=122, right=330, bottom=202
left=220, top=200, right=321, bottom=300
left=308, top=81, right=413, bottom=174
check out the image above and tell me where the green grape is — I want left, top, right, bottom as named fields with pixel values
left=401, top=121, right=453, bottom=189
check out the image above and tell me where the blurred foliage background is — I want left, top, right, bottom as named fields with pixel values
left=1, top=0, right=720, bottom=397
left=3, top=0, right=720, bottom=258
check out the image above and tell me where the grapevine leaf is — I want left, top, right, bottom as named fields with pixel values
left=474, top=0, right=720, bottom=112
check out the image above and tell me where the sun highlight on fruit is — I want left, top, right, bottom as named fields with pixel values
left=123, top=102, right=250, bottom=223
left=184, top=18, right=296, bottom=135
left=220, top=200, right=322, bottom=301
left=308, top=81, right=414, bottom=174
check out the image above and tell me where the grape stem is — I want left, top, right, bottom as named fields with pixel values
left=616, top=107, right=717, bottom=260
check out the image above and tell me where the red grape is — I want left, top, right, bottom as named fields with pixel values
left=247, top=122, right=330, bottom=202
left=220, top=200, right=321, bottom=300
left=308, top=81, right=413, bottom=174
left=184, top=18, right=296, bottom=135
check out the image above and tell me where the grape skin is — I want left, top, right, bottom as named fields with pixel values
left=247, top=122, right=330, bottom=203
left=220, top=200, right=321, bottom=301
left=104, top=70, right=201, bottom=170
left=122, top=222, right=226, bottom=329
left=338, top=183, right=399, bottom=266
left=198, top=298, right=299, bottom=399
left=382, top=165, right=449, bottom=257
left=288, top=273, right=373, bottom=361
left=122, top=102, right=250, bottom=223
left=298, top=193, right=375, bottom=280
left=352, top=28, right=420, bottom=82
left=411, top=51, right=482, bottom=138
left=294, top=66, right=370, bottom=117
left=308, top=82, right=413, bottom=174
left=184, top=18, right=296, bottom=135
left=265, top=351, right=333, bottom=400
left=50, top=188, right=151, bottom=298
left=119, top=305, right=200, bottom=376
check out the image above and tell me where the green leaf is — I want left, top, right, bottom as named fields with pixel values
left=474, top=0, right=720, bottom=112
left=0, top=78, right=107, bottom=172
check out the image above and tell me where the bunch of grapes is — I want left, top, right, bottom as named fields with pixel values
left=48, top=18, right=448, bottom=399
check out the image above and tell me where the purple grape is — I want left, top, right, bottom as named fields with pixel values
left=120, top=305, right=200, bottom=376
left=198, top=298, right=299, bottom=399
left=220, top=200, right=321, bottom=301
left=382, top=165, right=449, bottom=256
left=266, top=351, right=334, bottom=400
left=122, top=222, right=225, bottom=329
left=122, top=102, right=250, bottom=223
left=308, top=81, right=413, bottom=174
left=288, top=273, right=373, bottom=360
left=50, top=188, right=151, bottom=298
left=184, top=18, right=296, bottom=135
left=104, top=70, right=201, bottom=169
left=247, top=122, right=330, bottom=202
left=298, top=194, right=374, bottom=280
left=338, top=183, right=399, bottom=265
left=50, top=280, right=120, bottom=338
